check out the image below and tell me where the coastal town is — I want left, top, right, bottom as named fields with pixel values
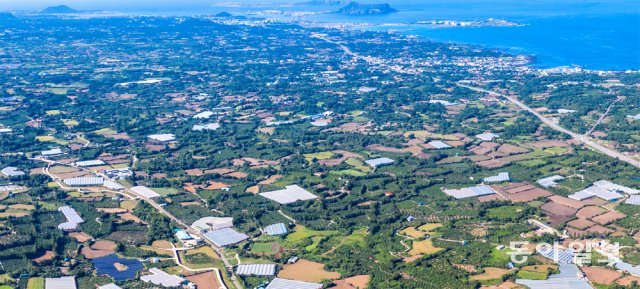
left=0, top=3, right=639, bottom=289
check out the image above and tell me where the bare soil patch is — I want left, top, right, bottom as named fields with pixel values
left=186, top=271, right=222, bottom=289
left=33, top=251, right=54, bottom=263
left=278, top=259, right=341, bottom=282
left=332, top=275, right=370, bottom=289
left=69, top=232, right=92, bottom=242
left=581, top=266, right=622, bottom=285
left=470, top=268, right=514, bottom=281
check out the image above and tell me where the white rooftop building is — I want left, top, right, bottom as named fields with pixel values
left=45, top=276, right=77, bottom=289
left=75, top=160, right=106, bottom=167
left=193, top=111, right=214, bottom=119
left=428, top=140, right=452, bottom=149
left=259, top=185, right=318, bottom=204
left=192, top=123, right=220, bottom=131
left=41, top=148, right=63, bottom=156
left=443, top=185, right=497, bottom=199
left=191, top=217, right=234, bottom=232
left=593, top=180, right=639, bottom=195
left=568, top=180, right=634, bottom=201
left=140, top=268, right=185, bottom=287
left=58, top=206, right=84, bottom=231
left=98, top=284, right=123, bottom=289
left=483, top=172, right=510, bottom=183
left=130, top=186, right=161, bottom=198
left=537, top=175, right=564, bottom=188
left=103, top=180, right=124, bottom=191
left=148, top=134, right=176, bottom=142
left=266, top=278, right=322, bottom=289
left=476, top=132, right=499, bottom=141
left=236, top=264, right=277, bottom=276
left=63, top=177, right=104, bottom=187
left=365, top=157, right=395, bottom=168
left=1, top=167, right=25, bottom=177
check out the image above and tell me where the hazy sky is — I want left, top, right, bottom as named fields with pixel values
left=1, top=0, right=218, bottom=11
left=2, top=0, right=639, bottom=13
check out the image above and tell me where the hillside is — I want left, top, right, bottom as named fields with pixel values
left=41, top=5, right=77, bottom=14
left=336, top=1, right=396, bottom=15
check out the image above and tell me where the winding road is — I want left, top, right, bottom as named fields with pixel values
left=458, top=83, right=640, bottom=169
left=32, top=156, right=244, bottom=289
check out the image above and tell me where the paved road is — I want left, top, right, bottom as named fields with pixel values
left=586, top=96, right=622, bottom=136
left=458, top=83, right=640, bottom=169
left=311, top=33, right=417, bottom=75
left=33, top=157, right=244, bottom=289
left=96, top=172, right=244, bottom=289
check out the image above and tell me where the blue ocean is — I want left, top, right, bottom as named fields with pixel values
left=204, top=0, right=640, bottom=70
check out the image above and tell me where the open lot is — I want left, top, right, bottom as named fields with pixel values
left=278, top=259, right=341, bottom=282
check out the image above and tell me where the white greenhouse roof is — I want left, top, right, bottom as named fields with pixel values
left=147, top=134, right=176, bottom=142
left=63, top=177, right=104, bottom=187
left=203, top=227, right=248, bottom=247
left=259, top=185, right=318, bottom=204
left=265, top=278, right=322, bottom=289
left=428, top=140, right=451, bottom=149
left=264, top=223, right=288, bottom=236
left=236, top=264, right=277, bottom=276
left=483, top=172, right=510, bottom=183
left=191, top=217, right=234, bottom=232
left=140, top=268, right=185, bottom=287
left=537, top=175, right=564, bottom=188
left=45, top=276, right=77, bottom=289
left=443, top=185, right=496, bottom=199
left=75, top=160, right=106, bottom=167
left=130, top=186, right=161, bottom=198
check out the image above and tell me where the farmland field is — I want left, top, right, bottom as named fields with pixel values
left=278, top=259, right=340, bottom=282
left=408, top=239, right=443, bottom=256
left=469, top=267, right=513, bottom=281
left=304, top=151, right=334, bottom=162
left=27, top=277, right=44, bottom=289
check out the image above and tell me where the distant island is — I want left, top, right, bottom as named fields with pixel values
left=417, top=18, right=521, bottom=28
left=41, top=5, right=78, bottom=14
left=336, top=2, right=396, bottom=15
left=214, top=12, right=233, bottom=18
left=303, top=0, right=345, bottom=5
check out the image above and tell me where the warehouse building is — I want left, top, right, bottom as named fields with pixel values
left=265, top=278, right=322, bottom=289
left=235, top=264, right=277, bottom=276
left=364, top=157, right=395, bottom=168
left=1, top=166, right=25, bottom=177
left=103, top=180, right=124, bottom=191
left=130, top=186, right=161, bottom=199
left=259, top=185, right=318, bottom=205
left=63, top=176, right=104, bottom=187
left=147, top=134, right=176, bottom=143
left=264, top=223, right=288, bottom=236
left=537, top=175, right=564, bottom=188
left=98, top=283, right=122, bottom=289
left=443, top=185, right=497, bottom=200
left=45, top=276, right=77, bottom=289
left=476, top=132, right=499, bottom=141
left=140, top=268, right=185, bottom=287
left=203, top=227, right=248, bottom=247
left=75, top=160, right=106, bottom=167
left=191, top=217, right=234, bottom=232
left=58, top=206, right=84, bottom=231
left=483, top=172, right=510, bottom=183
left=98, top=284, right=122, bottom=289
left=41, top=148, right=63, bottom=157
left=428, top=140, right=451, bottom=149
